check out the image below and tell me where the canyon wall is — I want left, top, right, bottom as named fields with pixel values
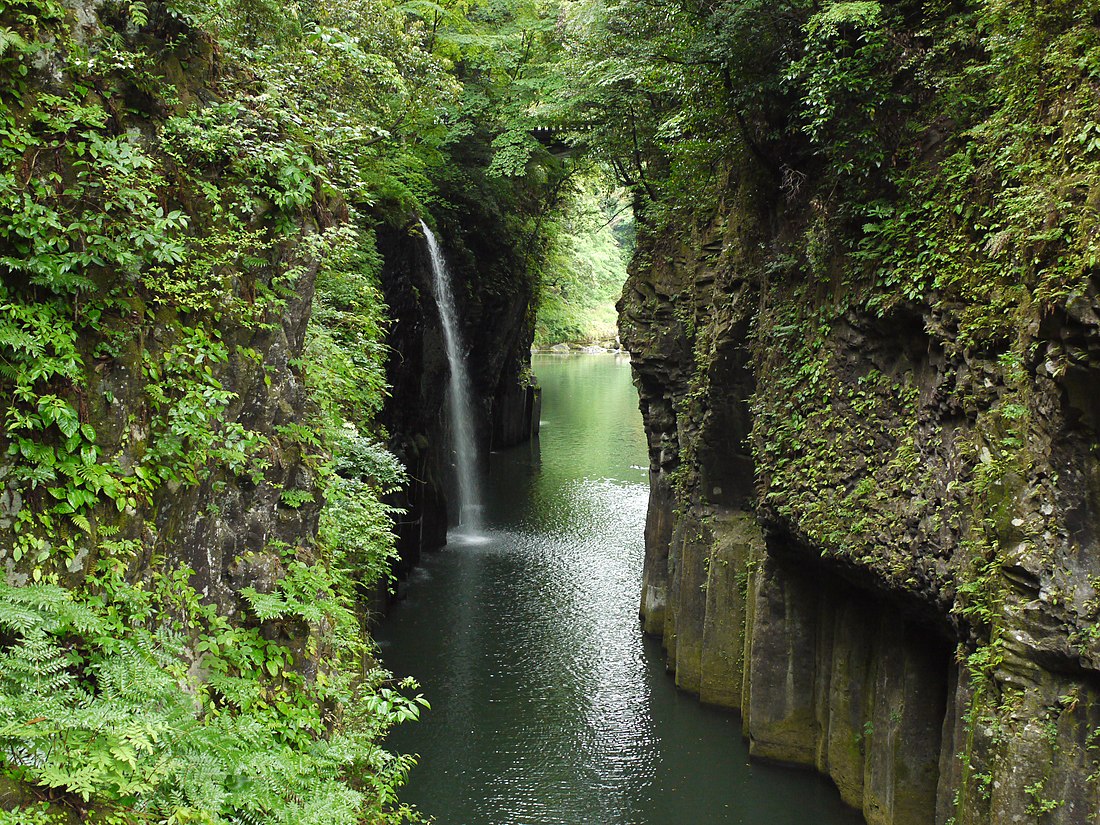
left=621, top=208, right=1100, bottom=824
left=0, top=0, right=331, bottom=615
left=0, top=0, right=542, bottom=814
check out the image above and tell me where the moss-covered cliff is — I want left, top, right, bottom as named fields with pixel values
left=0, top=0, right=435, bottom=819
left=590, top=0, right=1100, bottom=822
left=0, top=0, right=551, bottom=819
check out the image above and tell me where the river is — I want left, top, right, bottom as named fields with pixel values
left=378, top=353, right=863, bottom=825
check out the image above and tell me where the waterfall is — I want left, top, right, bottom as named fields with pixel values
left=420, top=219, right=483, bottom=535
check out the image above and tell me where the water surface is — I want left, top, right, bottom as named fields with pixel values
left=378, top=353, right=862, bottom=825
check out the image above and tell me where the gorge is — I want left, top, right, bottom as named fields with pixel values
left=379, top=352, right=865, bottom=825
left=3, top=0, right=1100, bottom=824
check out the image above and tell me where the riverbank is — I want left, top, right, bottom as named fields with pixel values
left=534, top=341, right=627, bottom=355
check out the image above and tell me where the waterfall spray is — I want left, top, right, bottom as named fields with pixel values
left=420, top=219, right=483, bottom=535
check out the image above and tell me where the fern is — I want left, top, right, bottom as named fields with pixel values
left=0, top=575, right=423, bottom=823
left=0, top=320, right=43, bottom=357
left=0, top=25, right=31, bottom=56
left=0, top=805, right=65, bottom=825
left=0, top=600, right=42, bottom=635
left=0, top=582, right=102, bottom=635
left=0, top=628, right=73, bottom=699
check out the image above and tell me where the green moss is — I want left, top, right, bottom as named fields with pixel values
left=748, top=710, right=821, bottom=767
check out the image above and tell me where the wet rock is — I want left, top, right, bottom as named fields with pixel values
left=375, top=212, right=540, bottom=585
left=620, top=205, right=1100, bottom=823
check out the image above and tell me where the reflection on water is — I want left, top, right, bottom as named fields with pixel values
left=378, top=354, right=862, bottom=825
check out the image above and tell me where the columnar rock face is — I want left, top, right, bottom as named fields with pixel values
left=620, top=214, right=1100, bottom=824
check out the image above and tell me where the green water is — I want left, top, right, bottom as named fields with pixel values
left=378, top=353, right=862, bottom=825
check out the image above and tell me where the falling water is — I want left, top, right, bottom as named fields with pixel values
left=420, top=219, right=483, bottom=535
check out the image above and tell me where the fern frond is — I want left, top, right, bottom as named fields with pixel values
left=0, top=26, right=32, bottom=56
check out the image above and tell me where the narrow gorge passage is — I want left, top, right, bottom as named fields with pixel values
left=10, top=1, right=1100, bottom=822
left=379, top=354, right=863, bottom=825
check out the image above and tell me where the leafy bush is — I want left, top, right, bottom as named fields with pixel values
left=0, top=572, right=426, bottom=824
left=535, top=182, right=631, bottom=346
left=0, top=0, right=435, bottom=820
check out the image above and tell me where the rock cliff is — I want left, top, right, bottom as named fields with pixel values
left=0, top=0, right=427, bottom=816
left=606, top=2, right=1100, bottom=821
left=0, top=0, right=328, bottom=614
left=621, top=202, right=1100, bottom=823
left=0, top=0, right=546, bottom=815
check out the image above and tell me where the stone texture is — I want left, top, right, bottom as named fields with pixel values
left=744, top=555, right=821, bottom=767
left=492, top=382, right=541, bottom=451
left=699, top=511, right=757, bottom=708
left=640, top=472, right=674, bottom=636
left=672, top=514, right=708, bottom=693
left=619, top=201, right=1100, bottom=822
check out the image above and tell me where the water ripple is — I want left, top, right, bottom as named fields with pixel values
left=378, top=355, right=863, bottom=825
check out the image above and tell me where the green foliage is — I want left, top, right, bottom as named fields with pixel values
left=0, top=807, right=64, bottom=825
left=586, top=4, right=1100, bottom=815
left=0, top=0, right=442, bottom=819
left=487, top=130, right=544, bottom=178
left=0, top=0, right=335, bottom=562
left=789, top=1, right=898, bottom=178
left=535, top=180, right=631, bottom=346
left=0, top=0, right=622, bottom=819
left=0, top=572, right=427, bottom=823
left=574, top=0, right=1100, bottom=575
left=306, top=226, right=391, bottom=423
left=555, top=0, right=809, bottom=218
left=303, top=223, right=408, bottom=590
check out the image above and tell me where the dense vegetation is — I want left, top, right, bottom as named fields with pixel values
left=534, top=181, right=632, bottom=347
left=7, top=0, right=1099, bottom=819
left=0, top=0, right=588, bottom=821
left=559, top=0, right=1100, bottom=597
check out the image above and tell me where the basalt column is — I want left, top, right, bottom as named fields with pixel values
left=617, top=215, right=1025, bottom=825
